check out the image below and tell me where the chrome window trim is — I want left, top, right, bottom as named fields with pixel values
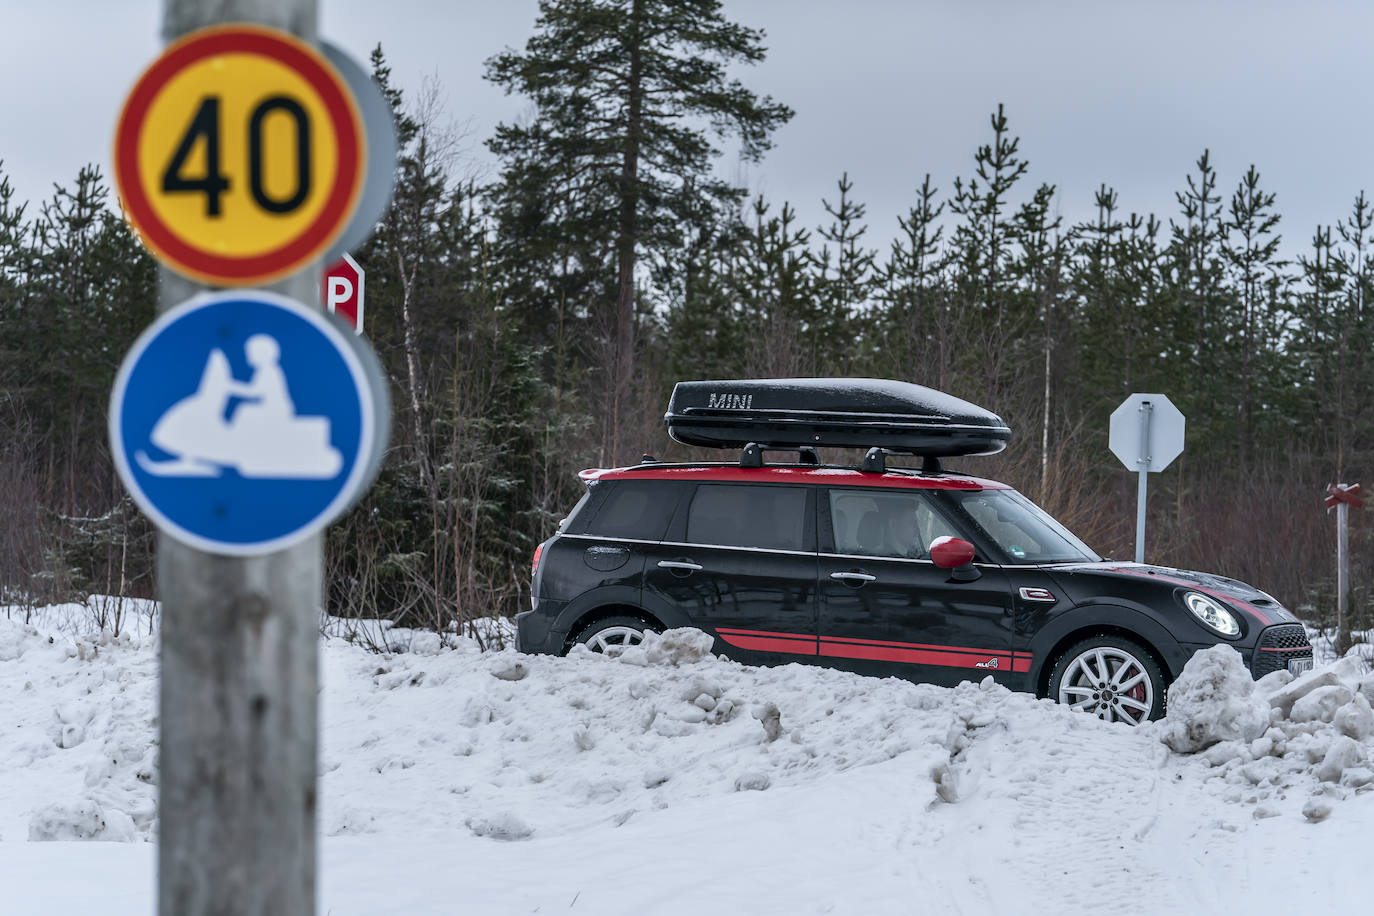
left=558, top=533, right=816, bottom=559
left=819, top=551, right=934, bottom=567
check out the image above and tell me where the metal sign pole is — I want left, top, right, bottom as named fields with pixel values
left=158, top=2, right=319, bottom=914
left=1134, top=400, right=1153, bottom=564
left=1338, top=498, right=1349, bottom=644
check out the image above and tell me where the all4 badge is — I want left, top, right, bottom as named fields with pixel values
left=110, top=290, right=389, bottom=555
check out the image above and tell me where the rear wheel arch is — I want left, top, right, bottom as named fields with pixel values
left=562, top=605, right=664, bottom=654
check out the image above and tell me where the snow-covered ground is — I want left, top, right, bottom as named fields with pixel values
left=3, top=600, right=1374, bottom=915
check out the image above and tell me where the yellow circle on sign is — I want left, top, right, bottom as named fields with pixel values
left=136, top=53, right=341, bottom=258
left=113, top=26, right=365, bottom=285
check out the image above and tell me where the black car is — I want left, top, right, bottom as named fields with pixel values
left=516, top=378, right=1313, bottom=725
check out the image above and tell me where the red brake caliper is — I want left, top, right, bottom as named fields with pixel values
left=1126, top=664, right=1146, bottom=718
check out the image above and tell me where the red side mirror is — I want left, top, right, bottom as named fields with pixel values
left=930, top=536, right=975, bottom=569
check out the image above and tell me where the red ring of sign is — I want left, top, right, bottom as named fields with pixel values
left=114, top=25, right=363, bottom=285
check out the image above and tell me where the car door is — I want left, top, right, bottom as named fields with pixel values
left=640, top=482, right=819, bottom=665
left=817, top=486, right=1025, bottom=688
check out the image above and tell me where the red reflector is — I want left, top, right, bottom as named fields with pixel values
left=531, top=543, right=544, bottom=578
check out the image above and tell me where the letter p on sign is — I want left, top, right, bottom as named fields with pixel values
left=323, top=252, right=364, bottom=334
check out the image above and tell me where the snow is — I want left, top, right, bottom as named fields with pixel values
left=1158, top=644, right=1270, bottom=752
left=4, top=602, right=1374, bottom=913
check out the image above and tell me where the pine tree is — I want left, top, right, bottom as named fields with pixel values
left=1069, top=186, right=1126, bottom=414
left=1009, top=182, right=1069, bottom=498
left=662, top=177, right=747, bottom=381
left=876, top=175, right=948, bottom=385
left=814, top=172, right=875, bottom=371
left=486, top=0, right=792, bottom=463
left=1164, top=150, right=1229, bottom=449
left=950, top=104, right=1030, bottom=328
left=732, top=196, right=815, bottom=376
left=1223, top=164, right=1285, bottom=469
left=1334, top=193, right=1374, bottom=474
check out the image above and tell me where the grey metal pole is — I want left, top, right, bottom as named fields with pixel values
left=1134, top=401, right=1153, bottom=564
left=158, top=3, right=320, bottom=915
left=1135, top=468, right=1148, bottom=564
left=1338, top=498, right=1349, bottom=646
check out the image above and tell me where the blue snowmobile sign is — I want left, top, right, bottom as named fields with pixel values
left=109, top=290, right=388, bottom=555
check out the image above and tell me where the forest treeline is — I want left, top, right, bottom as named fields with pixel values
left=1, top=0, right=1371, bottom=644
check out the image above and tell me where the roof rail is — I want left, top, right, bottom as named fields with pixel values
left=739, top=442, right=821, bottom=468
left=861, top=449, right=942, bottom=475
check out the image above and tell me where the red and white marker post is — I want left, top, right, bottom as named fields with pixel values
left=1325, top=483, right=1364, bottom=651
left=323, top=252, right=365, bottom=334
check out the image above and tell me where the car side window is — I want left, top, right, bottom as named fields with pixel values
left=829, top=489, right=961, bottom=559
left=581, top=481, right=679, bottom=540
left=686, top=484, right=807, bottom=551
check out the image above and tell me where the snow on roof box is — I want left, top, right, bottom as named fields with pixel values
left=664, top=378, right=1012, bottom=457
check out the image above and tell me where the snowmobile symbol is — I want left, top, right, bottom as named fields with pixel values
left=135, top=333, right=342, bottom=479
left=110, top=290, right=386, bottom=556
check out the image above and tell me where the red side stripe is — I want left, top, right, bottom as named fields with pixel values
left=716, top=628, right=818, bottom=656
left=713, top=626, right=1035, bottom=672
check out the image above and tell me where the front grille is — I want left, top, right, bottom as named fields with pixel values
left=1250, top=623, right=1314, bottom=678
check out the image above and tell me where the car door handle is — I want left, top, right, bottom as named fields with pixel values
left=658, top=560, right=704, bottom=572
left=830, top=571, right=876, bottom=583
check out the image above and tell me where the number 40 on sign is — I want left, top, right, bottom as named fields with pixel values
left=113, top=24, right=366, bottom=287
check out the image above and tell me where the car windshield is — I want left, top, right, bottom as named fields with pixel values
left=945, top=488, right=1099, bottom=564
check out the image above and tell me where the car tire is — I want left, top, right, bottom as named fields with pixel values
left=572, top=615, right=658, bottom=657
left=1048, top=635, right=1166, bottom=725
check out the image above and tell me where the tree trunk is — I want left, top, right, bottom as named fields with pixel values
left=396, top=247, right=430, bottom=489
left=609, top=0, right=644, bottom=467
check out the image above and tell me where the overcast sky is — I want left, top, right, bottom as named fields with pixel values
left=8, top=1, right=1374, bottom=263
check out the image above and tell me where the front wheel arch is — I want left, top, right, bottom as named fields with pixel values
left=1032, top=613, right=1181, bottom=699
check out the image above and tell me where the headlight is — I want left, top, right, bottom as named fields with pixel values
left=1183, top=591, right=1241, bottom=638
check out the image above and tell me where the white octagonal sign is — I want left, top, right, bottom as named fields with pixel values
left=1109, top=393, right=1185, bottom=472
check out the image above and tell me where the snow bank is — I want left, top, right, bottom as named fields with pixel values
left=0, top=610, right=158, bottom=846
left=1159, top=645, right=1374, bottom=820
left=1159, top=645, right=1269, bottom=753
left=16, top=604, right=1374, bottom=914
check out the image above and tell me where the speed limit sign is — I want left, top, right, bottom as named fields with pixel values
left=113, top=24, right=366, bottom=286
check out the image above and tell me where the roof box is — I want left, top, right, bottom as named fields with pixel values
left=664, top=378, right=1011, bottom=457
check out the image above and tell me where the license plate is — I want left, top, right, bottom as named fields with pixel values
left=1288, top=657, right=1314, bottom=676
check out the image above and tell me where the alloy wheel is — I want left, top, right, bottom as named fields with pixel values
left=581, top=625, right=647, bottom=656
left=1056, top=646, right=1155, bottom=726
